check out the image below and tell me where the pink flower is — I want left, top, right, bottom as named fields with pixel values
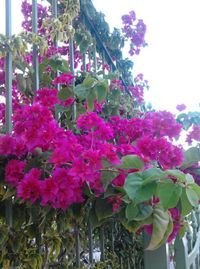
left=40, top=177, right=58, bottom=206
left=62, top=97, right=74, bottom=107
left=0, top=103, right=5, bottom=124
left=5, top=160, right=26, bottom=186
left=0, top=135, right=15, bottom=156
left=168, top=208, right=181, bottom=242
left=34, top=88, right=59, bottom=109
left=52, top=73, right=74, bottom=85
left=77, top=112, right=104, bottom=131
left=13, top=104, right=59, bottom=151
left=13, top=137, right=28, bottom=157
left=128, top=85, right=144, bottom=104
left=17, top=168, right=41, bottom=204
left=144, top=224, right=153, bottom=235
left=186, top=125, right=200, bottom=144
left=50, top=168, right=83, bottom=210
left=110, top=80, right=124, bottom=91
left=136, top=136, right=184, bottom=169
left=112, top=173, right=126, bottom=187
left=49, top=133, right=83, bottom=166
left=69, top=159, right=94, bottom=182
left=176, top=104, right=187, bottom=112
left=107, top=195, right=123, bottom=212
left=144, top=111, right=182, bottom=139
left=99, top=143, right=121, bottom=165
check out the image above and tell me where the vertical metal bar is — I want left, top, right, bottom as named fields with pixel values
left=5, top=0, right=13, bottom=228
left=69, top=38, right=74, bottom=74
left=119, top=256, right=123, bottom=268
left=52, top=0, right=58, bottom=50
left=195, top=206, right=200, bottom=231
left=52, top=0, right=58, bottom=18
left=5, top=0, right=12, bottom=134
left=75, top=225, right=80, bottom=267
left=81, top=14, right=87, bottom=73
left=52, top=0, right=60, bottom=94
left=69, top=37, right=76, bottom=120
left=32, top=0, right=39, bottom=92
left=99, top=226, right=105, bottom=261
left=192, top=211, right=198, bottom=243
left=186, top=224, right=193, bottom=253
left=88, top=218, right=93, bottom=264
left=144, top=232, right=171, bottom=269
left=111, top=220, right=115, bottom=252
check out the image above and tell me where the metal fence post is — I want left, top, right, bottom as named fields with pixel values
left=143, top=233, right=171, bottom=269
left=75, top=225, right=81, bottom=267
left=88, top=218, right=93, bottom=264
left=99, top=227, right=105, bottom=261
left=5, top=0, right=13, bottom=228
left=32, top=0, right=39, bottom=92
left=174, top=236, right=188, bottom=269
left=69, top=36, right=76, bottom=121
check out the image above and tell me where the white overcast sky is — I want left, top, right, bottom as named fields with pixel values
left=0, top=0, right=200, bottom=113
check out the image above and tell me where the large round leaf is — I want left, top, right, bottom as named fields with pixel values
left=157, top=180, right=182, bottom=210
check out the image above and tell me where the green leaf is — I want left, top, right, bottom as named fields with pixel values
left=74, top=84, right=88, bottom=99
left=125, top=202, right=138, bottom=221
left=146, top=207, right=170, bottom=250
left=189, top=183, right=200, bottom=199
left=181, top=147, right=200, bottom=169
left=49, top=59, right=63, bottom=72
left=180, top=189, right=193, bottom=216
left=155, top=216, right=173, bottom=249
left=89, top=207, right=104, bottom=228
left=87, top=88, right=97, bottom=110
left=95, top=82, right=108, bottom=102
left=55, top=104, right=68, bottom=114
left=25, top=157, right=42, bottom=172
left=57, top=87, right=73, bottom=101
left=178, top=222, right=188, bottom=238
left=101, top=170, right=119, bottom=190
left=142, top=168, right=166, bottom=186
left=103, top=185, right=121, bottom=198
left=135, top=182, right=157, bottom=204
left=157, top=181, right=182, bottom=210
left=119, top=155, right=144, bottom=169
left=133, top=204, right=153, bottom=221
left=124, top=172, right=157, bottom=203
left=74, top=32, right=83, bottom=45
left=185, top=173, right=195, bottom=184
left=124, top=172, right=143, bottom=199
left=79, top=40, right=90, bottom=53
left=95, top=198, right=113, bottom=221
left=83, top=76, right=97, bottom=87
left=118, top=208, right=142, bottom=232
left=186, top=188, right=199, bottom=207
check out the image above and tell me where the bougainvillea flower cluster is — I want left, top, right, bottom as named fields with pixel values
left=0, top=90, right=186, bottom=214
left=122, top=11, right=147, bottom=55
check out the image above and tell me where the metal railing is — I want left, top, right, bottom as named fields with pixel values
left=2, top=0, right=200, bottom=268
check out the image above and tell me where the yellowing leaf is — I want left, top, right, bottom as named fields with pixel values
left=146, top=207, right=170, bottom=250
